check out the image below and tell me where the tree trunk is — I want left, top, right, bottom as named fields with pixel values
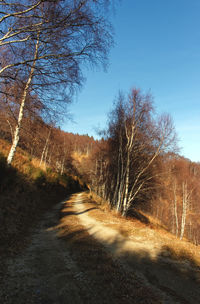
left=173, top=181, right=179, bottom=238
left=7, top=33, right=40, bottom=165
left=115, top=130, right=124, bottom=212
left=116, top=153, right=125, bottom=212
left=180, top=182, right=192, bottom=240
left=40, top=128, right=51, bottom=166
left=122, top=151, right=130, bottom=216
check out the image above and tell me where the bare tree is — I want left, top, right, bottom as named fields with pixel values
left=180, top=181, right=193, bottom=240
left=0, top=1, right=45, bottom=75
left=7, top=31, right=40, bottom=164
left=92, top=88, right=178, bottom=216
left=172, top=181, right=179, bottom=237
left=0, top=0, right=113, bottom=164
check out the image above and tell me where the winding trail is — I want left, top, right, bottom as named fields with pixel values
left=1, top=192, right=200, bottom=304
left=74, top=193, right=200, bottom=304
left=74, top=193, right=159, bottom=258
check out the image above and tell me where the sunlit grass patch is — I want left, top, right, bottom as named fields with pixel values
left=82, top=191, right=200, bottom=269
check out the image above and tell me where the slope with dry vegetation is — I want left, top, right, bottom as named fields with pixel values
left=0, top=138, right=83, bottom=257
left=2, top=191, right=199, bottom=303
left=69, top=192, right=200, bottom=303
left=71, top=89, right=200, bottom=247
left=1, top=136, right=200, bottom=303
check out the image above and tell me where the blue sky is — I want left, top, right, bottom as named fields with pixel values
left=63, top=0, right=200, bottom=162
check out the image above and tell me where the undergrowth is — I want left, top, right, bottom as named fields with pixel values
left=87, top=191, right=200, bottom=268
left=0, top=140, right=83, bottom=256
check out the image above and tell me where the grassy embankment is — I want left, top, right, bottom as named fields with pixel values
left=0, top=138, right=83, bottom=256
left=87, top=192, right=200, bottom=268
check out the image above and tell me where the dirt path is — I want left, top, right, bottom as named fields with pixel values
left=74, top=193, right=200, bottom=304
left=1, top=192, right=200, bottom=304
left=1, top=201, right=86, bottom=304
left=1, top=194, right=159, bottom=304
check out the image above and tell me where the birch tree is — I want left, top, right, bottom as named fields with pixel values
left=95, top=88, right=177, bottom=216
left=7, top=31, right=40, bottom=164
left=0, top=1, right=48, bottom=77
left=0, top=0, right=113, bottom=164
left=173, top=181, right=179, bottom=237
left=39, top=126, right=51, bottom=167
left=180, top=181, right=193, bottom=240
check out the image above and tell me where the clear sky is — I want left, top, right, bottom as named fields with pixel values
left=63, top=0, right=200, bottom=163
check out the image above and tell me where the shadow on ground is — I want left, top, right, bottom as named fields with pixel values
left=127, top=208, right=150, bottom=225
left=61, top=205, right=98, bottom=217
left=56, top=194, right=200, bottom=304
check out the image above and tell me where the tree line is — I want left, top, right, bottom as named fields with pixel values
left=1, top=1, right=199, bottom=246
left=1, top=82, right=200, bottom=245
left=83, top=89, right=178, bottom=214
left=75, top=88, right=200, bottom=246
left=0, top=106, right=95, bottom=175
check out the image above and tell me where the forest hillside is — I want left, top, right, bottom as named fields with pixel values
left=71, top=89, right=200, bottom=247
left=1, top=93, right=200, bottom=303
left=1, top=1, right=200, bottom=303
left=0, top=137, right=83, bottom=256
left=1, top=94, right=200, bottom=249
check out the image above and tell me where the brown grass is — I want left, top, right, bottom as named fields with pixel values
left=31, top=158, right=47, bottom=171
left=72, top=151, right=89, bottom=162
left=0, top=138, right=51, bottom=176
left=82, top=191, right=200, bottom=268
left=57, top=196, right=161, bottom=304
left=0, top=138, right=81, bottom=257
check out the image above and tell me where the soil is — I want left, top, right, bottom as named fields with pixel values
left=1, top=192, right=200, bottom=304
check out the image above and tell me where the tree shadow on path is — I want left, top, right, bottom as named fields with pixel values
left=57, top=194, right=200, bottom=304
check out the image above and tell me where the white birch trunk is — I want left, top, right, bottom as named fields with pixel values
left=180, top=181, right=192, bottom=240
left=40, top=128, right=51, bottom=166
left=121, top=119, right=135, bottom=216
left=173, top=181, right=179, bottom=238
left=7, top=33, right=40, bottom=165
left=116, top=149, right=125, bottom=212
left=113, top=155, right=121, bottom=206
left=122, top=152, right=130, bottom=216
left=180, top=182, right=187, bottom=240
left=44, top=145, right=49, bottom=165
left=60, top=157, right=65, bottom=175
left=115, top=131, right=123, bottom=211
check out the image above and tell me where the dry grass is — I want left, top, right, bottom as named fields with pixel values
left=82, top=191, right=200, bottom=268
left=31, top=158, right=47, bottom=171
left=0, top=139, right=50, bottom=176
left=72, top=151, right=89, bottom=162
left=0, top=138, right=10, bottom=155
left=57, top=196, right=161, bottom=304
left=0, top=138, right=82, bottom=257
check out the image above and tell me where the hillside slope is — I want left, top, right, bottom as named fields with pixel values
left=0, top=138, right=82, bottom=257
left=2, top=191, right=200, bottom=303
left=71, top=193, right=200, bottom=303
